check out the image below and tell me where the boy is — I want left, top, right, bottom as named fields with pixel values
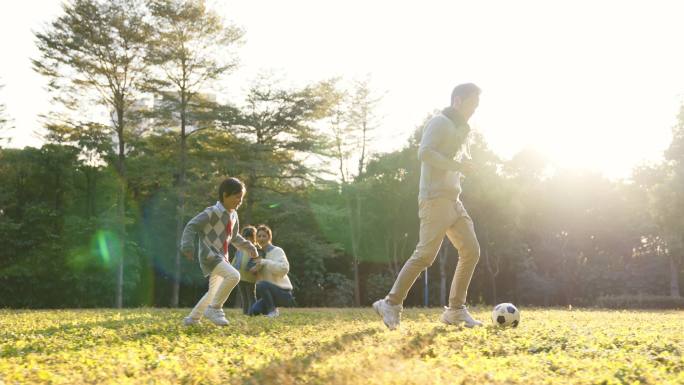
left=180, top=177, right=258, bottom=326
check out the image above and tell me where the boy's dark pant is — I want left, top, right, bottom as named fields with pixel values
left=237, top=281, right=256, bottom=315
left=249, top=280, right=295, bottom=315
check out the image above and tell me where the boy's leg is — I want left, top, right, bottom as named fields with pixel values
left=187, top=272, right=222, bottom=320
left=386, top=198, right=456, bottom=305
left=210, top=261, right=241, bottom=308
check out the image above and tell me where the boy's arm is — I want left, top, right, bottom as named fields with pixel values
left=230, top=217, right=258, bottom=258
left=179, top=209, right=210, bottom=259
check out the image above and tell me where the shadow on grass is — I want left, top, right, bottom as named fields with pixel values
left=240, top=327, right=381, bottom=385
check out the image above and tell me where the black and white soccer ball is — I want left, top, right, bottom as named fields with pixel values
left=491, top=303, right=520, bottom=327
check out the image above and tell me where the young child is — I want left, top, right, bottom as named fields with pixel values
left=180, top=177, right=258, bottom=326
left=231, top=225, right=260, bottom=314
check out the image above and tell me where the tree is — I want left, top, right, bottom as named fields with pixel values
left=460, top=132, right=518, bottom=304
left=328, top=78, right=383, bottom=306
left=145, top=0, right=244, bottom=307
left=34, top=0, right=152, bottom=307
left=0, top=83, right=13, bottom=144
left=660, top=103, right=684, bottom=297
left=226, top=76, right=336, bottom=221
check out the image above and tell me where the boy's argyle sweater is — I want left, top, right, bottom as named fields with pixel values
left=180, top=201, right=252, bottom=277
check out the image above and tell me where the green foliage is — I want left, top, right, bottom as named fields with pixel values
left=5, top=0, right=682, bottom=310
left=0, top=308, right=682, bottom=384
left=0, top=83, right=12, bottom=143
left=595, top=294, right=684, bottom=309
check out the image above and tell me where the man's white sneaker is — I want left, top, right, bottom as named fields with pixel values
left=266, top=308, right=280, bottom=318
left=372, top=299, right=402, bottom=330
left=203, top=307, right=229, bottom=326
left=183, top=316, right=200, bottom=326
left=440, top=306, right=483, bottom=328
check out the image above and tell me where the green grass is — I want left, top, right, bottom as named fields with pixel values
left=1, top=307, right=682, bottom=384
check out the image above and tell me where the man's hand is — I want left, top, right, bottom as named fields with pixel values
left=459, top=160, right=476, bottom=175
left=183, top=250, right=193, bottom=262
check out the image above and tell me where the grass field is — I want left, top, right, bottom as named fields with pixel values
left=1, top=307, right=682, bottom=384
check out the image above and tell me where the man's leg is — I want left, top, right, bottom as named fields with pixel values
left=374, top=198, right=456, bottom=330
left=445, top=212, right=480, bottom=308
left=386, top=198, right=456, bottom=305
left=441, top=203, right=482, bottom=327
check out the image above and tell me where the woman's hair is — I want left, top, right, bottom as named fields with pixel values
left=256, top=224, right=272, bottom=240
left=241, top=225, right=257, bottom=244
left=218, top=177, right=245, bottom=201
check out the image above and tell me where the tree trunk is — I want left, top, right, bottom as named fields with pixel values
left=345, top=188, right=361, bottom=306
left=482, top=226, right=499, bottom=304
left=115, top=107, right=127, bottom=309
left=670, top=254, right=681, bottom=298
left=172, top=116, right=188, bottom=307
left=85, top=168, right=94, bottom=219
left=439, top=241, right=447, bottom=307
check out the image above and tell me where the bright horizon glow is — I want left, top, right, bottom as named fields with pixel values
left=1, top=0, right=683, bottom=180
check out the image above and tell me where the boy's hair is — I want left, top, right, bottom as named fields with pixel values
left=450, top=83, right=481, bottom=105
left=241, top=225, right=257, bottom=243
left=218, top=177, right=245, bottom=201
left=256, top=224, right=272, bottom=240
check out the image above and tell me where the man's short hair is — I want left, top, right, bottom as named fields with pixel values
left=451, top=83, right=481, bottom=105
left=218, top=177, right=245, bottom=201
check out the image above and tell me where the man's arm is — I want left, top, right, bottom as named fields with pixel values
left=417, top=119, right=468, bottom=172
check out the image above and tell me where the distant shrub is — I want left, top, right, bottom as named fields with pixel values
left=365, top=272, right=395, bottom=305
left=322, top=273, right=355, bottom=307
left=594, top=294, right=684, bottom=309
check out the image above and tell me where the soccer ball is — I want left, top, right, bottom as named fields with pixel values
left=491, top=303, right=520, bottom=327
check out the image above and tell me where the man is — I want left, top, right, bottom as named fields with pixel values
left=373, top=83, right=483, bottom=329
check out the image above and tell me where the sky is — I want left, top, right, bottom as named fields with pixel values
left=1, top=0, right=683, bottom=179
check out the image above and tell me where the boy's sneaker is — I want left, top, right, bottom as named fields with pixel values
left=373, top=299, right=402, bottom=330
left=440, top=306, right=483, bottom=328
left=183, top=316, right=200, bottom=326
left=266, top=308, right=280, bottom=318
left=203, top=307, right=229, bottom=326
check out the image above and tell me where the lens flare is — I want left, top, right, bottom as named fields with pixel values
left=95, top=230, right=112, bottom=266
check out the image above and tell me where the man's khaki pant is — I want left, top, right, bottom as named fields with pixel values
left=386, top=197, right=480, bottom=308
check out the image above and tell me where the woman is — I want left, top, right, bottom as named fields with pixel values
left=249, top=224, right=295, bottom=317
left=231, top=225, right=259, bottom=315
